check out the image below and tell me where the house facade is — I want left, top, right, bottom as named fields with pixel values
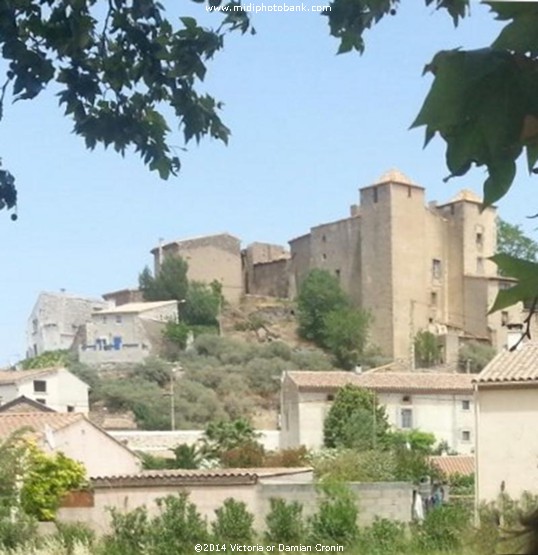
left=0, top=367, right=89, bottom=413
left=79, top=300, right=178, bottom=364
left=26, top=291, right=108, bottom=357
left=475, top=342, right=538, bottom=502
left=280, top=370, right=475, bottom=453
left=0, top=412, right=141, bottom=477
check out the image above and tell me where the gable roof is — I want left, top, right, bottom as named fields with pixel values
left=0, top=412, right=137, bottom=459
left=94, top=300, right=177, bottom=315
left=286, top=371, right=474, bottom=393
left=475, top=342, right=538, bottom=385
left=0, top=412, right=85, bottom=438
left=429, top=455, right=474, bottom=477
left=0, top=395, right=56, bottom=413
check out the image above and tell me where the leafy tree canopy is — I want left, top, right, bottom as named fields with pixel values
left=414, top=330, right=441, bottom=369
left=296, top=269, right=349, bottom=345
left=0, top=0, right=251, bottom=215
left=323, top=384, right=390, bottom=450
left=323, top=307, right=372, bottom=370
left=497, top=218, right=538, bottom=263
left=139, top=255, right=189, bottom=303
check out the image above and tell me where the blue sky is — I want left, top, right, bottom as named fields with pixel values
left=0, top=1, right=534, bottom=365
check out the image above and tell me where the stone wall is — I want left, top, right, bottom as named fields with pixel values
left=57, top=479, right=413, bottom=534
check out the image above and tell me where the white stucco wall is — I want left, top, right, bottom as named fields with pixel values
left=0, top=370, right=89, bottom=414
left=286, top=388, right=474, bottom=453
left=477, top=386, right=538, bottom=501
left=54, top=419, right=141, bottom=477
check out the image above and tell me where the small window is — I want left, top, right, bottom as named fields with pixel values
left=476, top=232, right=484, bottom=249
left=322, top=253, right=327, bottom=260
left=322, top=235, right=327, bottom=242
left=401, top=408, right=413, bottom=429
left=36, top=398, right=46, bottom=405
left=432, top=259, right=442, bottom=280
left=402, top=395, right=412, bottom=404
left=462, top=400, right=470, bottom=411
left=462, top=430, right=471, bottom=442
left=501, top=311, right=509, bottom=326
left=327, top=394, right=334, bottom=402
left=33, top=380, right=47, bottom=393
left=373, top=187, right=378, bottom=203
left=67, top=405, right=75, bottom=413
left=477, top=257, right=484, bottom=274
left=430, top=291, right=438, bottom=307
left=115, top=315, right=122, bottom=324
left=335, top=269, right=341, bottom=280
left=450, top=204, right=455, bottom=215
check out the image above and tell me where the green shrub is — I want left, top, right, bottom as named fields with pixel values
left=357, top=517, right=408, bottom=555
left=414, top=503, right=471, bottom=552
left=150, top=493, right=209, bottom=554
left=308, top=483, right=358, bottom=547
left=54, top=521, right=95, bottom=554
left=104, top=506, right=151, bottom=553
left=212, top=499, right=255, bottom=544
left=264, top=498, right=306, bottom=545
left=311, top=449, right=396, bottom=482
left=0, top=516, right=38, bottom=550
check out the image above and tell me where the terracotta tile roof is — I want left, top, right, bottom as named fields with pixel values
left=0, top=412, right=84, bottom=438
left=91, top=467, right=312, bottom=488
left=0, top=395, right=56, bottom=413
left=0, top=367, right=63, bottom=384
left=286, top=371, right=474, bottom=393
left=429, top=455, right=474, bottom=476
left=475, top=342, right=538, bottom=385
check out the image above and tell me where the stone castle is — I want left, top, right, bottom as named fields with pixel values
left=149, top=169, right=524, bottom=364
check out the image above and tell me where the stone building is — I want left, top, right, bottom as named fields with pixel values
left=242, top=242, right=290, bottom=298
left=288, top=169, right=523, bottom=363
left=151, top=233, right=243, bottom=304
left=27, top=292, right=108, bottom=357
left=79, top=300, right=178, bottom=364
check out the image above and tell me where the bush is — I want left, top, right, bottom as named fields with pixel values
left=220, top=442, right=265, bottom=468
left=54, top=521, right=95, bottom=553
left=311, top=449, right=397, bottom=482
left=212, top=499, right=255, bottom=544
left=150, top=493, right=209, bottom=554
left=414, top=503, right=471, bottom=552
left=104, top=506, right=151, bottom=553
left=308, top=483, right=358, bottom=547
left=0, top=516, right=38, bottom=550
left=357, top=517, right=408, bottom=555
left=263, top=446, right=309, bottom=468
left=264, top=498, right=306, bottom=545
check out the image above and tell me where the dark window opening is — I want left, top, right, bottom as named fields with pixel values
left=432, top=259, right=442, bottom=280
left=67, top=405, right=75, bottom=413
left=33, top=380, right=47, bottom=393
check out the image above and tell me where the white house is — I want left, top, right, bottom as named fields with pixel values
left=280, top=370, right=475, bottom=453
left=79, top=300, right=179, bottom=364
left=0, top=412, right=141, bottom=477
left=0, top=367, right=89, bottom=414
left=26, top=291, right=108, bottom=357
left=475, top=341, right=538, bottom=502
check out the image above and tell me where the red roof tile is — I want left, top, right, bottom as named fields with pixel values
left=429, top=455, right=474, bottom=476
left=286, top=371, right=474, bottom=393
left=475, top=342, right=538, bottom=385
